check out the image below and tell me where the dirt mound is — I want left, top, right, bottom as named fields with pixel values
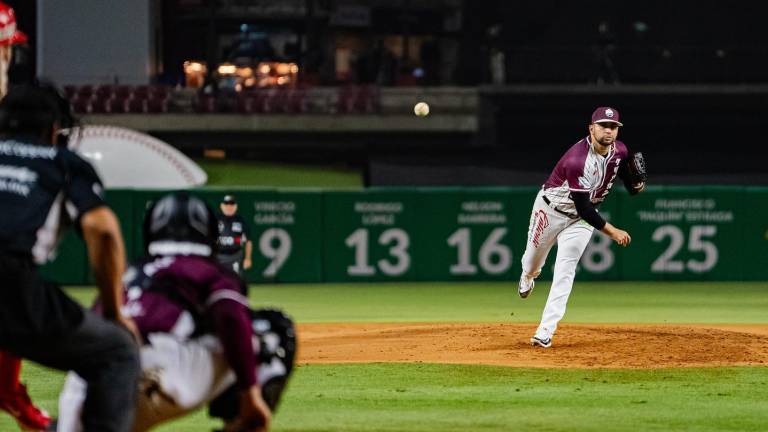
left=297, top=323, right=768, bottom=368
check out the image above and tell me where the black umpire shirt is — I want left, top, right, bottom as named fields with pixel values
left=0, top=137, right=105, bottom=336
left=217, top=214, right=250, bottom=255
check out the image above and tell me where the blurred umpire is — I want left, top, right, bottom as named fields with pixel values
left=0, top=83, right=139, bottom=431
left=217, top=195, right=252, bottom=287
left=0, top=4, right=55, bottom=430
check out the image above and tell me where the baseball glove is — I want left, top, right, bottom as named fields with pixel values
left=620, top=152, right=647, bottom=195
left=627, top=152, right=647, bottom=185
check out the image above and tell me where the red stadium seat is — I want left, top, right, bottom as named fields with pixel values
left=106, top=97, right=128, bottom=114
left=115, top=85, right=133, bottom=99
left=237, top=94, right=258, bottom=114
left=247, top=89, right=270, bottom=113
left=218, top=93, right=239, bottom=113
left=336, top=86, right=356, bottom=113
left=133, top=85, right=151, bottom=99
left=76, top=85, right=94, bottom=100
left=70, top=98, right=91, bottom=114
left=95, top=85, right=114, bottom=100
left=126, top=98, right=146, bottom=113
left=335, top=85, right=379, bottom=113
left=89, top=98, right=109, bottom=114
left=354, top=85, right=379, bottom=113
left=151, top=85, right=170, bottom=100
left=259, top=89, right=278, bottom=113
left=266, top=89, right=289, bottom=113
left=288, top=88, right=308, bottom=113
left=194, top=95, right=217, bottom=113
left=63, top=85, right=77, bottom=100
left=145, top=98, right=168, bottom=113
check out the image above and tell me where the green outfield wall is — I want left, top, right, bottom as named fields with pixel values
left=40, top=186, right=768, bottom=284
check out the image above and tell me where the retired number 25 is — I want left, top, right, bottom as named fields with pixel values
left=651, top=225, right=718, bottom=273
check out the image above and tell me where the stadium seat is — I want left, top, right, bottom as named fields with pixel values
left=287, top=88, right=308, bottom=113
left=95, top=85, right=114, bottom=100
left=237, top=94, right=259, bottom=114
left=219, top=93, right=239, bottom=113
left=248, top=90, right=270, bottom=113
left=76, top=85, right=94, bottom=100
left=63, top=85, right=77, bottom=100
left=133, top=85, right=151, bottom=99
left=194, top=95, right=217, bottom=113
left=336, top=86, right=356, bottom=113
left=145, top=98, right=168, bottom=113
left=89, top=98, right=109, bottom=114
left=115, top=85, right=133, bottom=99
left=336, top=85, right=379, bottom=114
left=126, top=98, right=146, bottom=113
left=106, top=97, right=128, bottom=114
left=354, top=85, right=379, bottom=113
left=70, top=98, right=91, bottom=114
left=266, top=89, right=289, bottom=113
left=151, top=85, right=170, bottom=100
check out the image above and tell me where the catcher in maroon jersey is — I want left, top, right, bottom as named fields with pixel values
left=56, top=193, right=295, bottom=432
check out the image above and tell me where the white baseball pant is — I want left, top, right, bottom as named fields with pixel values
left=521, top=190, right=594, bottom=341
left=57, top=333, right=235, bottom=432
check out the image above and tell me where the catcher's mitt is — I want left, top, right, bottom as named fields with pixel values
left=627, top=152, right=647, bottom=185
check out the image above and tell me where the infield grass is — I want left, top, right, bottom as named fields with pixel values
left=3, top=281, right=767, bottom=431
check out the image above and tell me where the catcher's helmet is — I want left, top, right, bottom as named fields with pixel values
left=208, top=308, right=297, bottom=420
left=0, top=2, right=25, bottom=47
left=143, top=192, right=218, bottom=257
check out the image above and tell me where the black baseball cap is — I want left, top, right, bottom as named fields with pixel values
left=222, top=195, right=236, bottom=204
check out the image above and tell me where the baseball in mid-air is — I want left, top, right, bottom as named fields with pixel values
left=414, top=101, right=430, bottom=117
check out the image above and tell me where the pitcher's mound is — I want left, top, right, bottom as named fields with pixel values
left=298, top=323, right=768, bottom=368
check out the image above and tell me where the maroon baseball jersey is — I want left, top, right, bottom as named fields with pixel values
left=542, top=136, right=628, bottom=217
left=120, top=256, right=244, bottom=336
left=117, top=255, right=257, bottom=388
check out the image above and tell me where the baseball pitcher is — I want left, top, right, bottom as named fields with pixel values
left=518, top=107, right=647, bottom=348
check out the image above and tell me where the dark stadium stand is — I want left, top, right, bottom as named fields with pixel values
left=65, top=84, right=381, bottom=115
left=65, top=84, right=171, bottom=114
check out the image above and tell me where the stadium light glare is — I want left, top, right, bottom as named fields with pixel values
left=217, top=63, right=237, bottom=75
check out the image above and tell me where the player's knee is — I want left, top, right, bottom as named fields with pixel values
left=107, top=326, right=140, bottom=375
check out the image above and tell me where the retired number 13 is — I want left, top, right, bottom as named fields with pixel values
left=345, top=228, right=411, bottom=276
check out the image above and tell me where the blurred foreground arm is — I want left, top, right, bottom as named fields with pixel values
left=80, top=207, right=138, bottom=335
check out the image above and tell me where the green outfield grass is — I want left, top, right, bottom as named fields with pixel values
left=196, top=159, right=363, bottom=188
left=3, top=282, right=768, bottom=431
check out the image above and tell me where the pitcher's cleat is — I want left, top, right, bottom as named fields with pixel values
left=530, top=336, right=552, bottom=348
left=518, top=275, right=535, bottom=298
